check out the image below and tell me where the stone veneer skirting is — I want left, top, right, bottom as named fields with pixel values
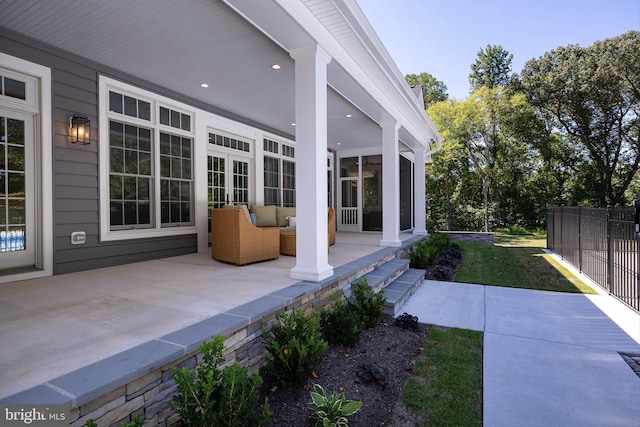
left=1, top=236, right=423, bottom=427
left=443, top=231, right=495, bottom=244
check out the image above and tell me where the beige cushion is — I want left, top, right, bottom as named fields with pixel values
left=223, top=204, right=251, bottom=223
left=276, top=207, right=297, bottom=227
left=252, top=205, right=278, bottom=227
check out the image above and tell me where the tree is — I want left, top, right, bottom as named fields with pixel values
left=426, top=100, right=481, bottom=231
left=519, top=31, right=640, bottom=206
left=427, top=87, right=541, bottom=231
left=469, top=45, right=513, bottom=91
left=405, top=72, right=448, bottom=109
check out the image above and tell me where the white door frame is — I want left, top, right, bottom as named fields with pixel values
left=0, top=54, right=52, bottom=283
left=0, top=109, right=35, bottom=268
left=338, top=176, right=360, bottom=232
left=207, top=150, right=253, bottom=206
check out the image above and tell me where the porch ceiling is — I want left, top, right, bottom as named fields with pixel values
left=0, top=0, right=411, bottom=153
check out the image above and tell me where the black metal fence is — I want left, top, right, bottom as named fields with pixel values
left=547, top=206, right=639, bottom=313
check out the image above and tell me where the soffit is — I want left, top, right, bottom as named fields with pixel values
left=0, top=0, right=426, bottom=151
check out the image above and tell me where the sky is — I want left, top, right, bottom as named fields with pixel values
left=357, top=0, right=640, bottom=100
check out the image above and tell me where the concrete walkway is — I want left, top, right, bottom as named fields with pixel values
left=399, top=279, right=640, bottom=427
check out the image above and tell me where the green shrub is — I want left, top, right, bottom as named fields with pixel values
left=350, top=277, right=386, bottom=329
left=121, top=416, right=145, bottom=427
left=408, top=232, right=451, bottom=269
left=320, top=292, right=362, bottom=347
left=308, top=384, right=362, bottom=427
left=320, top=278, right=386, bottom=346
left=214, top=363, right=272, bottom=427
left=496, top=225, right=544, bottom=235
left=169, top=335, right=270, bottom=427
left=262, top=310, right=328, bottom=387
left=85, top=415, right=145, bottom=427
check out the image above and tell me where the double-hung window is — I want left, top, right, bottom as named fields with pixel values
left=263, top=138, right=295, bottom=207
left=102, top=78, right=195, bottom=239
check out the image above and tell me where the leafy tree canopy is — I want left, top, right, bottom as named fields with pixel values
left=519, top=30, right=640, bottom=206
left=469, top=45, right=513, bottom=91
left=427, top=87, right=541, bottom=231
left=405, top=72, right=448, bottom=109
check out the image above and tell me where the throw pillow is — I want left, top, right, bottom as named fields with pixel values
left=287, top=216, right=297, bottom=228
left=251, top=205, right=278, bottom=227
left=276, top=206, right=297, bottom=227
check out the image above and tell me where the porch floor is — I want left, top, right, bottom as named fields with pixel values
left=0, top=232, right=416, bottom=399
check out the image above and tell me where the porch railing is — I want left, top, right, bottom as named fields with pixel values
left=547, top=206, right=640, bottom=313
left=341, top=207, right=358, bottom=226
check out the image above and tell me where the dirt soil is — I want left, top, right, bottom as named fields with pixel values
left=259, top=243, right=463, bottom=427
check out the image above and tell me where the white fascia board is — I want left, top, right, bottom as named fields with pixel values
left=338, top=1, right=424, bottom=111
left=258, top=0, right=441, bottom=149
left=329, top=0, right=442, bottom=146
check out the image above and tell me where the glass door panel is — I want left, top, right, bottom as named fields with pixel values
left=362, top=155, right=382, bottom=231
left=338, top=157, right=359, bottom=231
left=0, top=110, right=34, bottom=269
left=207, top=153, right=251, bottom=239
left=399, top=156, right=413, bottom=231
left=232, top=158, right=249, bottom=206
left=208, top=155, right=226, bottom=209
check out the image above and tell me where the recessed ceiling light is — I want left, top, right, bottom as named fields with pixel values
left=291, top=123, right=296, bottom=126
left=345, top=114, right=352, bottom=118
left=272, top=64, right=281, bottom=70
left=337, top=142, right=342, bottom=145
left=200, top=83, right=209, bottom=88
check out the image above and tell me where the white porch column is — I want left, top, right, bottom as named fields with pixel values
left=413, top=148, right=428, bottom=236
left=289, top=44, right=333, bottom=281
left=380, top=117, right=401, bottom=247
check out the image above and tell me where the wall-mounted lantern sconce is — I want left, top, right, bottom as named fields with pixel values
left=70, top=114, right=90, bottom=145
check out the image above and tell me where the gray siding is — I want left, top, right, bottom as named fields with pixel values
left=1, top=29, right=199, bottom=275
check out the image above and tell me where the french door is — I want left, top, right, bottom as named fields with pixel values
left=0, top=109, right=35, bottom=269
left=207, top=152, right=251, bottom=235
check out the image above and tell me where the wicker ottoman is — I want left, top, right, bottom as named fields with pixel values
left=280, top=231, right=296, bottom=256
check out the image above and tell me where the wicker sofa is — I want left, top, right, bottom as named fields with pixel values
left=250, top=205, right=336, bottom=246
left=211, top=205, right=336, bottom=265
left=210, top=206, right=280, bottom=265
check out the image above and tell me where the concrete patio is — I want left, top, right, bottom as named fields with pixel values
left=0, top=232, right=416, bottom=400
left=4, top=232, right=639, bottom=426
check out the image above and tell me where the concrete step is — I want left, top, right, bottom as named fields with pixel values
left=348, top=257, right=424, bottom=317
left=351, top=257, right=410, bottom=295
left=383, top=268, right=425, bottom=316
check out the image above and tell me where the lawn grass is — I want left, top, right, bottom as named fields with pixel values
left=398, top=231, right=595, bottom=426
left=454, top=232, right=595, bottom=293
left=402, top=327, right=483, bottom=427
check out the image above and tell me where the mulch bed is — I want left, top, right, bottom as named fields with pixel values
left=258, top=316, right=429, bottom=427
left=258, top=243, right=463, bottom=426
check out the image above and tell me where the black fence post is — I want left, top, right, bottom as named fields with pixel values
left=560, top=205, right=564, bottom=259
left=578, top=206, right=582, bottom=272
left=606, top=205, right=613, bottom=294
left=634, top=200, right=640, bottom=311
left=546, top=205, right=551, bottom=250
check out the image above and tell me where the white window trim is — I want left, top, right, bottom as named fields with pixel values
left=207, top=128, right=254, bottom=158
left=262, top=136, right=296, bottom=206
left=99, top=76, right=198, bottom=242
left=206, top=127, right=255, bottom=208
left=0, top=53, right=53, bottom=282
left=0, top=66, right=39, bottom=111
